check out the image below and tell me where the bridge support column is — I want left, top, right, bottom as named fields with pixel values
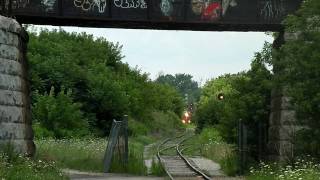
left=0, top=15, right=35, bottom=156
left=268, top=32, right=297, bottom=162
left=268, top=88, right=296, bottom=162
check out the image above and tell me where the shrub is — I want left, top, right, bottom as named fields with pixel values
left=150, top=111, right=183, bottom=135
left=128, top=118, right=149, bottom=137
left=32, top=87, right=89, bottom=138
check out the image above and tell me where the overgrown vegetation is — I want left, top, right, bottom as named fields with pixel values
left=247, top=158, right=320, bottom=180
left=35, top=138, right=106, bottom=172
left=35, top=137, right=150, bottom=175
left=28, top=28, right=185, bottom=138
left=150, top=158, right=166, bottom=176
left=0, top=144, right=67, bottom=180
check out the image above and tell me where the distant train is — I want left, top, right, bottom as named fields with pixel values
left=182, top=111, right=191, bottom=124
left=182, top=103, right=193, bottom=124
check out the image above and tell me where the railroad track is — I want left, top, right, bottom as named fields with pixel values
left=157, top=133, right=211, bottom=180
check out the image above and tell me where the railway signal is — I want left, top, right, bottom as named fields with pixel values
left=217, top=93, right=224, bottom=100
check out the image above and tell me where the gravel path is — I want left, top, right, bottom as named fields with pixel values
left=64, top=169, right=164, bottom=180
left=189, top=156, right=224, bottom=177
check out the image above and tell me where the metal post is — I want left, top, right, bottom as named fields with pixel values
left=103, top=120, right=121, bottom=172
left=237, top=119, right=243, bottom=175
left=242, top=123, right=247, bottom=173
left=238, top=119, right=247, bottom=175
left=123, top=115, right=129, bottom=167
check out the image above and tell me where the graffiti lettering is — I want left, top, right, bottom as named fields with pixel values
left=222, top=0, right=237, bottom=16
left=114, top=0, right=147, bottom=9
left=187, top=0, right=238, bottom=21
left=74, top=0, right=107, bottom=13
left=160, top=0, right=173, bottom=16
left=0, top=0, right=30, bottom=10
left=41, top=0, right=56, bottom=12
left=261, top=0, right=284, bottom=20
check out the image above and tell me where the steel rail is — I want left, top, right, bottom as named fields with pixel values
left=157, top=133, right=186, bottom=180
left=176, top=137, right=212, bottom=180
left=157, top=132, right=212, bottom=180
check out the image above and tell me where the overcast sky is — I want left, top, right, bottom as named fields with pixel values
left=36, top=25, right=273, bottom=84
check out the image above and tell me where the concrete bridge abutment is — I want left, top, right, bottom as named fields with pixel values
left=0, top=15, right=35, bottom=156
left=268, top=32, right=298, bottom=162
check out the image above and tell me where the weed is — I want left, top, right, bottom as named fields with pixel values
left=150, top=158, right=166, bottom=176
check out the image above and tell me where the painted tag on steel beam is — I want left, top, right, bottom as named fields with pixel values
left=0, top=0, right=302, bottom=31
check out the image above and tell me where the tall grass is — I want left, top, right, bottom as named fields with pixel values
left=109, top=140, right=147, bottom=175
left=247, top=158, right=320, bottom=180
left=187, top=127, right=240, bottom=176
left=0, top=144, right=67, bottom=180
left=150, top=158, right=166, bottom=176
left=36, top=138, right=106, bottom=172
left=36, top=138, right=148, bottom=175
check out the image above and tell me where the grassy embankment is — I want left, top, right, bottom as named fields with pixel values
left=35, top=136, right=152, bottom=175
left=0, top=144, right=68, bottom=180
left=247, top=158, right=320, bottom=180
left=185, top=127, right=320, bottom=179
left=181, top=127, right=239, bottom=176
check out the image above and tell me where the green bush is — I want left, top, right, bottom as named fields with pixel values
left=32, top=87, right=89, bottom=138
left=220, top=152, right=240, bottom=176
left=28, top=29, right=185, bottom=138
left=128, top=118, right=149, bottom=137
left=150, top=111, right=183, bottom=135
left=197, top=127, right=223, bottom=145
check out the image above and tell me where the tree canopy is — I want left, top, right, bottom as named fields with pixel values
left=28, top=29, right=184, bottom=138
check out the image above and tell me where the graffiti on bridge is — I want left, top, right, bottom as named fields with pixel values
left=0, top=0, right=302, bottom=31
left=260, top=0, right=285, bottom=21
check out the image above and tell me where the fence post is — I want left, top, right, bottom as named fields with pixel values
left=103, top=120, right=121, bottom=172
left=123, top=115, right=129, bottom=167
left=238, top=119, right=247, bottom=175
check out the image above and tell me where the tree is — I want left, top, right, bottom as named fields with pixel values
left=155, top=73, right=201, bottom=104
left=195, top=47, right=272, bottom=145
left=28, top=28, right=184, bottom=137
left=32, top=87, right=89, bottom=138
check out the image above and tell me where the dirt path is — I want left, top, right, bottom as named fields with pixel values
left=64, top=169, right=164, bottom=180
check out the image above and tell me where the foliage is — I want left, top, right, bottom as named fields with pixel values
left=0, top=146, right=67, bottom=180
left=36, top=138, right=149, bottom=175
left=128, top=118, right=149, bottom=137
left=149, top=111, right=183, bottom=135
left=194, top=50, right=272, bottom=144
left=32, top=87, right=89, bottom=138
left=35, top=138, right=106, bottom=172
left=272, top=0, right=320, bottom=157
left=155, top=73, right=201, bottom=104
left=247, top=159, right=320, bottom=180
left=193, top=128, right=239, bottom=176
left=27, top=28, right=184, bottom=137
left=110, top=140, right=147, bottom=175
left=220, top=152, right=239, bottom=176
left=150, top=158, right=166, bottom=176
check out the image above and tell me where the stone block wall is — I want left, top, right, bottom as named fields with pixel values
left=0, top=15, right=35, bottom=156
left=268, top=88, right=296, bottom=161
